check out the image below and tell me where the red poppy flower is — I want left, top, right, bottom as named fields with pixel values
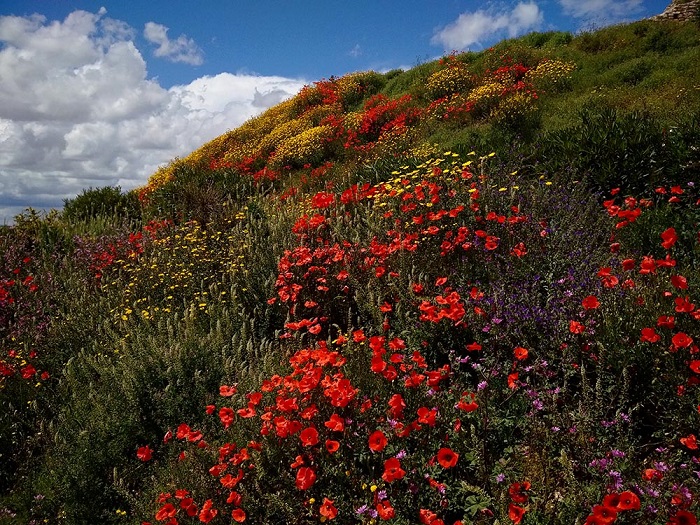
left=300, top=427, right=319, bottom=447
left=319, top=498, right=338, bottom=519
left=591, top=504, right=617, bottom=523
left=582, top=295, right=600, bottom=309
left=668, top=510, right=698, bottom=525
left=419, top=508, right=438, bottom=525
left=325, top=439, right=340, bottom=453
left=508, top=503, right=526, bottom=524
left=324, top=413, right=345, bottom=432
left=368, top=430, right=388, bottom=452
left=137, top=445, right=152, bottom=462
left=155, top=503, right=177, bottom=520
left=220, top=384, right=237, bottom=397
left=570, top=320, right=585, bottom=334
left=661, top=227, right=678, bottom=249
left=640, top=327, right=661, bottom=343
left=514, top=346, right=529, bottom=361
left=376, top=500, right=395, bottom=520
left=616, top=490, right=640, bottom=511
left=456, top=392, right=478, bottom=412
left=690, top=361, right=700, bottom=374
left=295, top=467, right=316, bottom=490
left=437, top=447, right=459, bottom=468
left=199, top=499, right=218, bottom=523
left=231, top=508, right=246, bottom=522
left=508, top=481, right=530, bottom=504
left=382, top=457, right=406, bottom=482
left=680, top=434, right=698, bottom=450
left=671, top=275, right=688, bottom=290
left=672, top=332, right=693, bottom=349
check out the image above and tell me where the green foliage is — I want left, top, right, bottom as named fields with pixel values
left=63, top=186, right=140, bottom=223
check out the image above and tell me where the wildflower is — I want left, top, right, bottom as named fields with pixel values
left=368, top=430, right=388, bottom=452
left=296, top=467, right=317, bottom=490
left=319, top=498, right=338, bottom=520
left=382, top=457, right=406, bottom=482
left=136, top=445, right=153, bottom=462
left=508, top=503, right=526, bottom=524
left=437, top=447, right=459, bottom=468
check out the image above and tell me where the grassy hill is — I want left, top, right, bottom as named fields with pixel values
left=1, top=18, right=700, bottom=525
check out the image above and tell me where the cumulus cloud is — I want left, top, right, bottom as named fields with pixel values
left=432, top=2, right=543, bottom=50
left=143, top=21, right=204, bottom=65
left=558, top=0, right=643, bottom=22
left=0, top=9, right=306, bottom=223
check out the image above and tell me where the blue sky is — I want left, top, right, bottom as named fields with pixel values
left=0, top=0, right=670, bottom=223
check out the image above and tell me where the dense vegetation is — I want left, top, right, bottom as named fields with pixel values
left=1, top=18, right=699, bottom=525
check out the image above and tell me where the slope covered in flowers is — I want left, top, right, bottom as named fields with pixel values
left=1, top=19, right=700, bottom=525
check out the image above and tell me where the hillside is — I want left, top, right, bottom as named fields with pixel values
left=1, top=18, right=700, bottom=525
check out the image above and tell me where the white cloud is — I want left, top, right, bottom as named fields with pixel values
left=144, top=21, right=203, bottom=65
left=432, top=2, right=543, bottom=50
left=0, top=9, right=306, bottom=224
left=558, top=0, right=643, bottom=21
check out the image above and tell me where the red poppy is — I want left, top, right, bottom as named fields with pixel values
left=680, top=434, right=698, bottom=450
left=295, top=467, right=316, bottom=490
left=199, top=499, right=218, bottom=523
left=220, top=384, right=237, bottom=397
left=570, top=320, right=585, bottom=334
left=661, top=227, right=678, bottom=249
left=690, top=361, right=700, bottom=374
left=582, top=295, right=600, bottom=309
left=419, top=508, right=438, bottom=525
left=508, top=503, right=526, bottom=524
left=514, top=346, right=529, bottom=361
left=231, top=508, right=246, bottom=522
left=368, top=430, right=388, bottom=452
left=591, top=504, right=617, bottom=523
left=672, top=333, right=693, bottom=349
left=155, top=503, right=177, bottom=521
left=668, top=510, right=698, bottom=525
left=376, top=500, right=395, bottom=520
left=508, top=481, right=530, bottom=504
left=137, top=445, right=152, bottom=462
left=671, top=275, right=688, bottom=290
left=300, top=427, right=319, bottom=447
left=324, top=413, right=345, bottom=432
left=436, top=447, right=459, bottom=468
left=616, top=491, right=640, bottom=511
left=640, top=327, right=661, bottom=343
left=325, top=439, right=340, bottom=453
left=319, top=498, right=338, bottom=519
left=456, top=392, right=478, bottom=412
left=382, top=457, right=406, bottom=482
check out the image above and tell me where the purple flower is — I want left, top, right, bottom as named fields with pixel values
left=477, top=380, right=487, bottom=391
left=496, top=473, right=506, bottom=483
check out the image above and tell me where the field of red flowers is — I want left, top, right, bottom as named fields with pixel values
left=1, top=19, right=699, bottom=525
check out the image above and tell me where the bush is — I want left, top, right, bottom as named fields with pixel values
left=63, top=186, right=140, bottom=223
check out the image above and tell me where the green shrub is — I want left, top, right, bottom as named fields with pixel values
left=63, top=186, right=140, bottom=223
